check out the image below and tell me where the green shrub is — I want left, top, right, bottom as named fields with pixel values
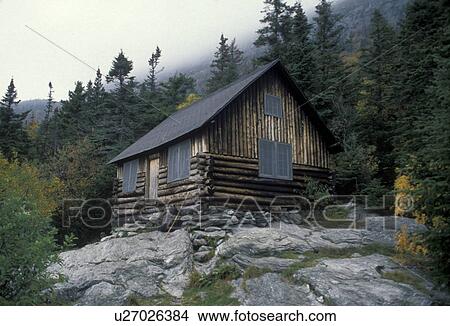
left=0, top=156, right=60, bottom=305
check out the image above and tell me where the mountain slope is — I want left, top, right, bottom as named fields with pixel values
left=335, top=0, right=410, bottom=50
left=15, top=99, right=61, bottom=122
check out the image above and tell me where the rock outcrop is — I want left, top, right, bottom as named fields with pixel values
left=49, top=230, right=192, bottom=305
left=293, top=254, right=431, bottom=306
left=49, top=213, right=445, bottom=306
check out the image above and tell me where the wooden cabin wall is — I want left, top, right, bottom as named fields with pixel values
left=156, top=154, right=209, bottom=205
left=111, top=169, right=146, bottom=223
left=204, top=153, right=332, bottom=208
left=205, top=70, right=329, bottom=168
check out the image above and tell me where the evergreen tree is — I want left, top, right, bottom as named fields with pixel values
left=0, top=78, right=29, bottom=159
left=227, top=38, right=244, bottom=83
left=37, top=82, right=54, bottom=158
left=312, top=0, right=344, bottom=121
left=284, top=1, right=316, bottom=93
left=356, top=10, right=398, bottom=186
left=394, top=0, right=450, bottom=280
left=393, top=0, right=444, bottom=166
left=105, top=50, right=138, bottom=151
left=57, top=81, right=87, bottom=144
left=161, top=73, right=197, bottom=108
left=206, top=35, right=244, bottom=93
left=144, top=46, right=162, bottom=93
left=254, top=0, right=293, bottom=64
left=86, top=69, right=107, bottom=136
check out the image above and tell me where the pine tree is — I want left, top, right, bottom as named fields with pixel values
left=144, top=46, right=162, bottom=92
left=393, top=0, right=450, bottom=280
left=227, top=38, right=244, bottom=83
left=0, top=78, right=29, bottom=159
left=106, top=50, right=135, bottom=92
left=161, top=73, right=197, bottom=108
left=312, top=0, right=344, bottom=122
left=356, top=10, right=398, bottom=185
left=38, top=82, right=54, bottom=158
left=206, top=35, right=244, bottom=93
left=206, top=34, right=231, bottom=93
left=254, top=0, right=293, bottom=64
left=105, top=50, right=137, bottom=150
left=284, top=1, right=316, bottom=93
left=393, top=0, right=444, bottom=165
left=57, top=81, right=87, bottom=144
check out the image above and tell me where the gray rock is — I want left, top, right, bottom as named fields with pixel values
left=205, top=226, right=222, bottom=232
left=231, top=254, right=300, bottom=272
left=193, top=238, right=207, bottom=247
left=363, top=216, right=427, bottom=234
left=180, top=215, right=194, bottom=222
left=197, top=245, right=212, bottom=252
left=193, top=230, right=226, bottom=240
left=230, top=216, right=240, bottom=225
left=216, top=226, right=312, bottom=258
left=232, top=273, right=321, bottom=306
left=293, top=254, right=432, bottom=305
left=193, top=251, right=212, bottom=263
left=178, top=204, right=201, bottom=216
left=202, top=218, right=228, bottom=228
left=49, top=230, right=192, bottom=305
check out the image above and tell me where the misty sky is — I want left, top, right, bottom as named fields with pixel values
left=1, top=0, right=321, bottom=100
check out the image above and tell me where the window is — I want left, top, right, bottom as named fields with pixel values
left=168, top=139, right=191, bottom=182
left=264, top=94, right=283, bottom=117
left=258, top=139, right=293, bottom=180
left=122, top=159, right=138, bottom=193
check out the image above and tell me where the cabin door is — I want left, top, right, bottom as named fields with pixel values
left=146, top=158, right=159, bottom=199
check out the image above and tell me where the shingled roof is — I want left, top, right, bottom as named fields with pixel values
left=109, top=60, right=339, bottom=164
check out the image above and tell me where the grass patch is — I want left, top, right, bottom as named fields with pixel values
left=324, top=207, right=350, bottom=220
left=382, top=270, right=430, bottom=295
left=275, top=250, right=302, bottom=259
left=182, top=279, right=239, bottom=306
left=243, top=266, right=271, bottom=280
left=182, top=264, right=241, bottom=306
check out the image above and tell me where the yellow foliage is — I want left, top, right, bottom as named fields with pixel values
left=413, top=211, right=427, bottom=225
left=395, top=225, right=428, bottom=256
left=431, top=216, right=448, bottom=230
left=177, top=93, right=201, bottom=110
left=0, top=156, right=63, bottom=217
left=394, top=175, right=413, bottom=217
left=26, top=119, right=40, bottom=141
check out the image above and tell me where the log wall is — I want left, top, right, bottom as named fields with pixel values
left=203, top=153, right=332, bottom=208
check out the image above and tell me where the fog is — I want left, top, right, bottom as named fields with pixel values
left=0, top=0, right=322, bottom=100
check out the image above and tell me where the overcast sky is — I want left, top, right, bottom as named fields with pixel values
left=1, top=0, right=321, bottom=100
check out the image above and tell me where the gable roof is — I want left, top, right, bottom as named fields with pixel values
left=109, top=60, right=340, bottom=164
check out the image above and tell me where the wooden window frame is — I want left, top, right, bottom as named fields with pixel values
left=167, top=139, right=191, bottom=183
left=264, top=94, right=283, bottom=118
left=258, top=139, right=293, bottom=180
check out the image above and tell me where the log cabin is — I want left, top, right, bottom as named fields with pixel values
left=108, top=60, right=341, bottom=220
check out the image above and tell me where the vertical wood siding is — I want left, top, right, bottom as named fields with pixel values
left=206, top=70, right=330, bottom=168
